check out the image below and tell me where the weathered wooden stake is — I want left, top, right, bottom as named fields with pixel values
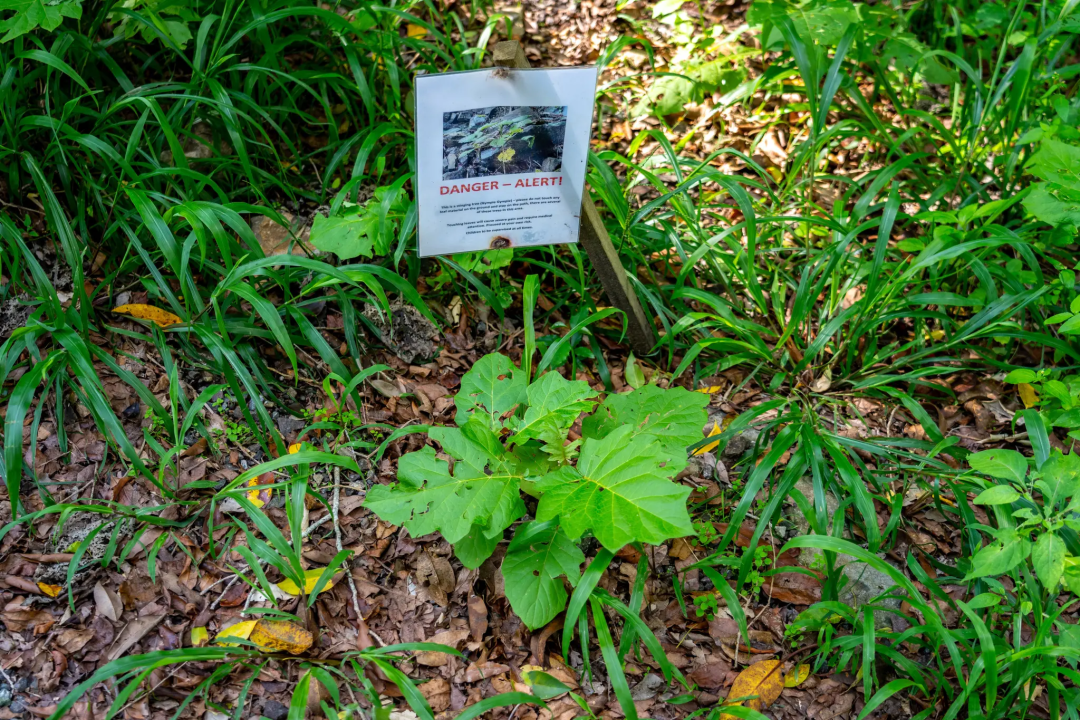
left=492, top=40, right=655, bottom=356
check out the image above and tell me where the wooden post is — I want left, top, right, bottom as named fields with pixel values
left=492, top=40, right=655, bottom=356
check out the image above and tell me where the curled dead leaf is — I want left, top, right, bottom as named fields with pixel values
left=720, top=659, right=784, bottom=719
left=112, top=304, right=182, bottom=328
left=215, top=620, right=257, bottom=646
left=249, top=619, right=313, bottom=654
left=249, top=567, right=343, bottom=602
left=37, top=583, right=62, bottom=598
left=695, top=423, right=722, bottom=456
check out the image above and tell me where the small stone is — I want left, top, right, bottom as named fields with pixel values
left=630, top=673, right=664, bottom=701
left=262, top=700, right=288, bottom=720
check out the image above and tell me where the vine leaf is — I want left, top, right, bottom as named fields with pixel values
left=501, top=520, right=584, bottom=630
left=535, top=425, right=693, bottom=550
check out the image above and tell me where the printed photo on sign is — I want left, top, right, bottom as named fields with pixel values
left=415, top=66, right=598, bottom=257
left=442, top=105, right=567, bottom=180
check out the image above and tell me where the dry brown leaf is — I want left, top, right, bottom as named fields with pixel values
left=468, top=594, right=488, bottom=642
left=418, top=677, right=450, bottom=713
left=1, top=608, right=54, bottom=633
left=112, top=304, right=182, bottom=328
left=249, top=619, right=313, bottom=655
left=107, top=614, right=164, bottom=661
left=55, top=628, right=95, bottom=653
left=416, top=629, right=470, bottom=666
left=93, top=582, right=122, bottom=622
left=762, top=570, right=821, bottom=605
left=720, top=659, right=784, bottom=718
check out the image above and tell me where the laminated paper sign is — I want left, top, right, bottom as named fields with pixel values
left=415, top=65, right=599, bottom=257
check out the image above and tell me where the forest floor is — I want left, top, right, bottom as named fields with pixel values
left=0, top=0, right=1053, bottom=719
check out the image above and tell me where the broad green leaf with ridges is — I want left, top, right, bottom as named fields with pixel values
left=0, top=0, right=82, bottom=42
left=1037, top=453, right=1080, bottom=509
left=581, top=385, right=708, bottom=456
left=454, top=524, right=502, bottom=569
left=509, top=371, right=598, bottom=445
left=454, top=353, right=527, bottom=430
left=364, top=427, right=525, bottom=544
left=501, top=520, right=584, bottom=630
left=1027, top=139, right=1080, bottom=189
left=968, top=449, right=1028, bottom=484
left=1033, top=533, right=1065, bottom=590
left=535, top=425, right=693, bottom=550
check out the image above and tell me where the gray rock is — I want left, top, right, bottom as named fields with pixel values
left=446, top=153, right=457, bottom=170
left=630, top=673, right=664, bottom=701
left=480, top=148, right=498, bottom=160
left=541, top=156, right=560, bottom=172
left=275, top=414, right=306, bottom=437
left=0, top=296, right=31, bottom=341
left=262, top=700, right=288, bottom=720
left=706, top=411, right=760, bottom=459
left=789, top=479, right=908, bottom=630
left=838, top=562, right=904, bottom=621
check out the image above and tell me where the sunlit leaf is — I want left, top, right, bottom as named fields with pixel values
left=112, top=304, right=182, bottom=327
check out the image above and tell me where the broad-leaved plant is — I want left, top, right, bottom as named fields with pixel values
left=967, top=447, right=1080, bottom=595
left=365, top=352, right=708, bottom=629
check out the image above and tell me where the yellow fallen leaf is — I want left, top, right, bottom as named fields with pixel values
left=38, top=583, right=62, bottom=598
left=694, top=422, right=722, bottom=456
left=191, top=626, right=208, bottom=647
left=406, top=23, right=427, bottom=38
left=112, top=304, right=182, bottom=328
left=497, top=147, right=516, bottom=163
left=288, top=443, right=303, bottom=454
left=276, top=568, right=342, bottom=597
left=696, top=385, right=724, bottom=394
left=65, top=541, right=81, bottom=553
left=784, top=664, right=810, bottom=687
left=720, top=659, right=784, bottom=719
left=246, top=472, right=274, bottom=509
left=1019, top=383, right=1039, bottom=408
left=249, top=619, right=313, bottom=654
left=215, top=620, right=257, bottom=646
